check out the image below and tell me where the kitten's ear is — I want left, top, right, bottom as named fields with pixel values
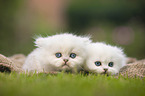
left=34, top=37, right=47, bottom=47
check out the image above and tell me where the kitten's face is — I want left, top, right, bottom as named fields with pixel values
left=36, top=33, right=91, bottom=72
left=86, top=57, right=122, bottom=75
left=46, top=45, right=86, bottom=71
left=85, top=43, right=126, bottom=75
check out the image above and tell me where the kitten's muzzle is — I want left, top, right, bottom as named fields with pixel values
left=61, top=61, right=70, bottom=70
left=61, top=59, right=70, bottom=67
left=63, top=59, right=68, bottom=63
left=103, top=68, right=108, bottom=72
left=100, top=68, right=110, bottom=76
left=103, top=68, right=108, bottom=74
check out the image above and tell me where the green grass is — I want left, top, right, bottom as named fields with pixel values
left=0, top=72, right=145, bottom=96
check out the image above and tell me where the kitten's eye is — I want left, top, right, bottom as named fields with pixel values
left=55, top=53, right=62, bottom=58
left=95, top=61, right=101, bottom=66
left=70, top=53, right=76, bottom=58
left=108, top=62, right=114, bottom=67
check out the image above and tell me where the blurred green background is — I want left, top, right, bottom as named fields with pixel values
left=0, top=0, right=145, bottom=59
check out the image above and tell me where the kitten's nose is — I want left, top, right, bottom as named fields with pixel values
left=63, top=59, right=68, bottom=62
left=103, top=68, right=108, bottom=71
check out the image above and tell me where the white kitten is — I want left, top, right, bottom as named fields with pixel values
left=22, top=33, right=91, bottom=73
left=84, top=42, right=126, bottom=75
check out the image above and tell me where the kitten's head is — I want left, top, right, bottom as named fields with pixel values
left=85, top=43, right=126, bottom=75
left=35, top=33, right=91, bottom=72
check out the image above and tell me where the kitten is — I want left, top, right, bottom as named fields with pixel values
left=84, top=42, right=126, bottom=75
left=22, top=33, right=91, bottom=73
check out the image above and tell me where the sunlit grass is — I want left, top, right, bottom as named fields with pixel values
left=0, top=72, right=144, bottom=96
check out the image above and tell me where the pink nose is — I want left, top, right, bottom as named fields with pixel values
left=63, top=59, right=68, bottom=62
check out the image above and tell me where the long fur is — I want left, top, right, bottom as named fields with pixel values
left=22, top=33, right=91, bottom=73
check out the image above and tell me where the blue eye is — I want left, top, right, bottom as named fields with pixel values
left=108, top=62, right=114, bottom=67
left=95, top=61, right=101, bottom=66
left=55, top=53, right=62, bottom=58
left=70, top=53, right=76, bottom=58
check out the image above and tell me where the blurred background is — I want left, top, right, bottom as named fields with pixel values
left=0, top=0, right=145, bottom=59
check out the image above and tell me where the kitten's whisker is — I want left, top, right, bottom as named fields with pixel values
left=78, top=65, right=85, bottom=71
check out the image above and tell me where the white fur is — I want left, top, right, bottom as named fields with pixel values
left=22, top=33, right=91, bottom=73
left=84, top=42, right=126, bottom=75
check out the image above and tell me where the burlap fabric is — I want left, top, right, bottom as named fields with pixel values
left=0, top=54, right=25, bottom=73
left=118, top=59, right=145, bottom=78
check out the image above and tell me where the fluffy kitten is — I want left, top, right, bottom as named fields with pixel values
left=84, top=42, right=126, bottom=75
left=22, top=33, right=91, bottom=73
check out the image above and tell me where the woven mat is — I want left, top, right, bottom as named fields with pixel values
left=0, top=54, right=25, bottom=73
left=0, top=54, right=145, bottom=78
left=117, top=59, right=145, bottom=78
